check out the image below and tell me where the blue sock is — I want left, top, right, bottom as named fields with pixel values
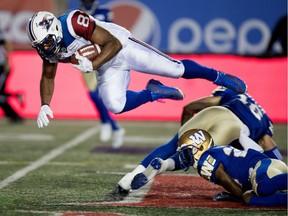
left=181, top=59, right=218, bottom=81
left=248, top=192, right=288, bottom=206
left=121, top=90, right=152, bottom=113
left=89, top=89, right=119, bottom=130
left=264, top=147, right=283, bottom=160
left=141, top=134, right=178, bottom=167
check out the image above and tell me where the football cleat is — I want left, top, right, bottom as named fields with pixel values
left=131, top=158, right=164, bottom=190
left=115, top=184, right=130, bottom=196
left=213, top=71, right=247, bottom=94
left=213, top=191, right=241, bottom=202
left=106, top=185, right=130, bottom=201
left=146, top=79, right=184, bottom=101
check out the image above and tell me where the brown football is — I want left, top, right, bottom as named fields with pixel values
left=71, top=44, right=101, bottom=64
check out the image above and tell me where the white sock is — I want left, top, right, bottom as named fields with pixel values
left=164, top=158, right=175, bottom=171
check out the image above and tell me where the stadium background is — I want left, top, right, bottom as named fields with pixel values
left=0, top=0, right=287, bottom=123
left=0, top=1, right=287, bottom=215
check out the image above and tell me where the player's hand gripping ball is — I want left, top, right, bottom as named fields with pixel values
left=71, top=44, right=101, bottom=72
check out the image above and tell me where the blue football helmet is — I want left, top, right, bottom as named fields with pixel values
left=79, top=0, right=99, bottom=14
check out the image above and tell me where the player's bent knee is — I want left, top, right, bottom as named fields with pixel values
left=105, top=102, right=124, bottom=114
left=101, top=96, right=125, bottom=114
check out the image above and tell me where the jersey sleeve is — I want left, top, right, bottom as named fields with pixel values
left=197, top=150, right=220, bottom=184
left=70, top=10, right=96, bottom=40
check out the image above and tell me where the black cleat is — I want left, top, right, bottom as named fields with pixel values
left=106, top=185, right=130, bottom=201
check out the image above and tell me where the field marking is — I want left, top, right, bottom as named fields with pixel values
left=0, top=126, right=99, bottom=190
left=0, top=133, right=54, bottom=141
left=124, top=136, right=170, bottom=144
left=59, top=173, right=200, bottom=207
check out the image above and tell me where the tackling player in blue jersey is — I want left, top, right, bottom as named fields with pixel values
left=79, top=0, right=125, bottom=148
left=131, top=128, right=287, bottom=206
left=192, top=129, right=287, bottom=206
left=27, top=10, right=247, bottom=129
left=180, top=129, right=287, bottom=206
left=116, top=87, right=283, bottom=199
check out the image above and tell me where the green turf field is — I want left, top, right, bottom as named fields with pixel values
left=0, top=119, right=287, bottom=216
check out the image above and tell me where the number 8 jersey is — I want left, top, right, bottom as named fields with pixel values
left=50, top=10, right=131, bottom=63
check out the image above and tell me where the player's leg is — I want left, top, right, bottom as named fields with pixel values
left=117, top=134, right=179, bottom=192
left=243, top=190, right=287, bottom=206
left=97, top=66, right=183, bottom=114
left=88, top=88, right=112, bottom=141
left=258, top=135, right=283, bottom=160
left=251, top=159, right=288, bottom=196
left=83, top=72, right=126, bottom=148
left=125, top=38, right=247, bottom=94
left=0, top=99, right=23, bottom=122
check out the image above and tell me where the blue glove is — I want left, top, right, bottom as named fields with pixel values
left=178, top=144, right=194, bottom=171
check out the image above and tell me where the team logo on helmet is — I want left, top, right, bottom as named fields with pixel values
left=178, top=129, right=214, bottom=169
left=38, top=15, right=54, bottom=32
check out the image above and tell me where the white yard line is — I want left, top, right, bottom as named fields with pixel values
left=0, top=126, right=98, bottom=190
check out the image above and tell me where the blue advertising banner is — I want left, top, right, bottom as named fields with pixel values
left=69, top=0, right=287, bottom=55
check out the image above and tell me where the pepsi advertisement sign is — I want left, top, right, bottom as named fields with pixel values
left=70, top=0, right=287, bottom=55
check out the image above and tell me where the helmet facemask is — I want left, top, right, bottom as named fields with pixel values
left=178, top=129, right=214, bottom=170
left=27, top=11, right=63, bottom=58
left=33, top=34, right=62, bottom=58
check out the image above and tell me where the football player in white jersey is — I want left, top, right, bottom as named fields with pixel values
left=27, top=10, right=247, bottom=128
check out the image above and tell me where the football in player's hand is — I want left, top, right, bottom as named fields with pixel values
left=71, top=44, right=101, bottom=64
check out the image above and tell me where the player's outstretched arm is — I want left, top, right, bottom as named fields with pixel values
left=37, top=60, right=56, bottom=128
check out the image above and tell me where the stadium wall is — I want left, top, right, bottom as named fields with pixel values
left=2, top=51, right=287, bottom=123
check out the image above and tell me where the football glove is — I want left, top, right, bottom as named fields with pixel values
left=37, top=105, right=53, bottom=128
left=178, top=144, right=194, bottom=171
left=72, top=52, right=93, bottom=73
left=213, top=191, right=241, bottom=202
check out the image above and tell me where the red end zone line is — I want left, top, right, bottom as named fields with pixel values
left=78, top=174, right=286, bottom=210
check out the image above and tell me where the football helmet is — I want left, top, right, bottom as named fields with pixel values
left=27, top=11, right=63, bottom=58
left=178, top=129, right=214, bottom=170
left=79, top=0, right=99, bottom=14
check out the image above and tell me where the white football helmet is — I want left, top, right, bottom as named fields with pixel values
left=27, top=11, right=63, bottom=58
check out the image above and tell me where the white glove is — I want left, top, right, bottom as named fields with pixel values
left=72, top=52, right=93, bottom=73
left=37, top=105, right=54, bottom=128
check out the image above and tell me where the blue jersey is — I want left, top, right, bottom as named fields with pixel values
left=197, top=146, right=268, bottom=191
left=212, top=88, right=273, bottom=141
left=89, top=7, right=113, bottom=22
